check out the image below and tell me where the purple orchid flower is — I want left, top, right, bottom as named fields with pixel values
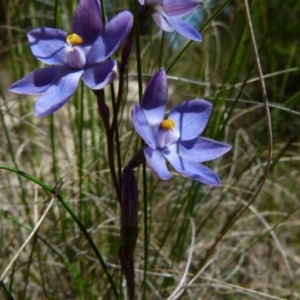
left=138, top=0, right=202, bottom=41
left=131, top=69, right=231, bottom=186
left=9, top=0, right=133, bottom=117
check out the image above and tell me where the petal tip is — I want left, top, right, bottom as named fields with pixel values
left=193, top=33, right=203, bottom=42
left=8, top=84, right=15, bottom=93
left=8, top=82, right=27, bottom=95
left=34, top=105, right=50, bottom=118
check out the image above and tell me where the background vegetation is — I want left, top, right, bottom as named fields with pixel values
left=1, top=0, right=300, bottom=299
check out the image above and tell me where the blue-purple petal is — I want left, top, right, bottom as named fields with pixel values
left=145, top=0, right=164, bottom=5
left=34, top=69, right=84, bottom=117
left=144, top=147, right=172, bottom=180
left=72, top=0, right=103, bottom=45
left=163, top=150, right=221, bottom=186
left=162, top=0, right=201, bottom=17
left=8, top=66, right=62, bottom=95
left=142, top=68, right=167, bottom=129
left=131, top=106, right=158, bottom=149
left=82, top=60, right=117, bottom=90
left=172, top=137, right=232, bottom=162
left=166, top=17, right=202, bottom=41
left=169, top=99, right=212, bottom=141
left=152, top=12, right=174, bottom=32
left=27, top=28, right=67, bottom=65
left=87, top=11, right=133, bottom=64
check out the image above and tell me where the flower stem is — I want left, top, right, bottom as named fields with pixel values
left=94, top=90, right=121, bottom=203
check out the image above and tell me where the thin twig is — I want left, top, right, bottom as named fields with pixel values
left=167, top=218, right=196, bottom=300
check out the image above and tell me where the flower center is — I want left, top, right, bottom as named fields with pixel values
left=66, top=33, right=84, bottom=45
left=65, top=33, right=86, bottom=68
left=157, top=119, right=180, bottom=148
left=160, top=119, right=176, bottom=130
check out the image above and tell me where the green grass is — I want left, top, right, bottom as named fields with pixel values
left=1, top=0, right=300, bottom=299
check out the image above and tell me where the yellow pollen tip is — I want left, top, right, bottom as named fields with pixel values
left=67, top=33, right=84, bottom=45
left=160, top=119, right=176, bottom=130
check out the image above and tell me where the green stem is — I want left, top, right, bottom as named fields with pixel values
left=0, top=281, right=15, bottom=300
left=78, top=84, right=84, bottom=220
left=133, top=2, right=148, bottom=299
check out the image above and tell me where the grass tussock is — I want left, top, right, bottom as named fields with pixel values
left=1, top=0, right=300, bottom=299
